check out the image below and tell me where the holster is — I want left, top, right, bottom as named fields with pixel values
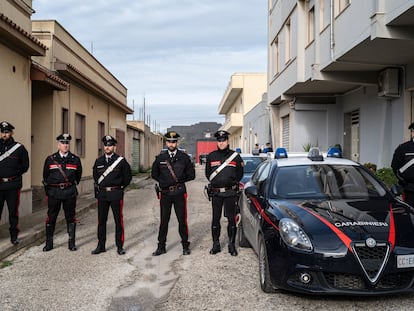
left=204, top=184, right=212, bottom=201
left=154, top=183, right=161, bottom=199
left=94, top=183, right=100, bottom=198
left=42, top=180, right=48, bottom=196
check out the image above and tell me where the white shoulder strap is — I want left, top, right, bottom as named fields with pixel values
left=97, top=156, right=123, bottom=184
left=209, top=152, right=238, bottom=182
left=0, top=143, right=21, bottom=162
left=399, top=158, right=414, bottom=174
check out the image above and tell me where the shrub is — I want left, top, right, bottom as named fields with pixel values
left=376, top=167, right=398, bottom=188
left=363, top=162, right=377, bottom=173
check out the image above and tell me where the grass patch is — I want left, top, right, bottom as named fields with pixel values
left=0, top=261, right=12, bottom=269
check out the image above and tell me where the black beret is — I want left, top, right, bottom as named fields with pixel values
left=214, top=130, right=229, bottom=141
left=165, top=131, right=180, bottom=141
left=102, top=135, right=117, bottom=146
left=56, top=133, right=72, bottom=142
left=409, top=122, right=414, bottom=130
left=0, top=121, right=15, bottom=132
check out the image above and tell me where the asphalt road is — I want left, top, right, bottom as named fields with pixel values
left=1, top=165, right=414, bottom=310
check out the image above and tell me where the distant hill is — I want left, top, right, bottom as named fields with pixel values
left=167, top=122, right=221, bottom=156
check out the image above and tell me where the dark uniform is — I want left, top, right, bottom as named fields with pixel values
left=151, top=131, right=195, bottom=256
left=92, top=135, right=132, bottom=255
left=391, top=122, right=414, bottom=206
left=205, top=130, right=243, bottom=256
left=0, top=121, right=29, bottom=245
left=42, top=134, right=82, bottom=252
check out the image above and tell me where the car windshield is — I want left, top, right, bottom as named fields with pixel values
left=243, top=157, right=266, bottom=173
left=270, top=164, right=387, bottom=200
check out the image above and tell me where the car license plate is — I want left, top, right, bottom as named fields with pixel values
left=397, top=254, right=414, bottom=268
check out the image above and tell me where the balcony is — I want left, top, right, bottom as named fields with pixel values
left=220, top=112, right=243, bottom=133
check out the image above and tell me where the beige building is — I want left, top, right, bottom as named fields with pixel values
left=1, top=0, right=46, bottom=221
left=1, top=1, right=137, bottom=224
left=126, top=121, right=163, bottom=172
left=30, top=20, right=133, bottom=196
left=218, top=73, right=267, bottom=151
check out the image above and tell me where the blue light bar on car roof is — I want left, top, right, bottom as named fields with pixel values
left=275, top=147, right=288, bottom=159
left=327, top=147, right=342, bottom=158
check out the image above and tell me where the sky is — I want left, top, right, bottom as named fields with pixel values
left=32, top=1, right=268, bottom=133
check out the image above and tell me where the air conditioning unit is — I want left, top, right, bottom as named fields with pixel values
left=378, top=68, right=400, bottom=98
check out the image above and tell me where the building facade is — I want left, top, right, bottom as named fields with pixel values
left=242, top=93, right=271, bottom=154
left=218, top=73, right=267, bottom=152
left=126, top=121, right=164, bottom=173
left=1, top=1, right=133, bottom=224
left=267, top=0, right=414, bottom=168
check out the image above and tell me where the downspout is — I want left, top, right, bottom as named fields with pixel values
left=330, top=0, right=335, bottom=61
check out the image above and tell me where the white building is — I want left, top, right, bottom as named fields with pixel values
left=267, top=0, right=414, bottom=167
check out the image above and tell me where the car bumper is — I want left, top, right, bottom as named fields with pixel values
left=267, top=243, right=414, bottom=295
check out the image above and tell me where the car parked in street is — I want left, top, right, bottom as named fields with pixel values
left=239, top=153, right=267, bottom=187
left=238, top=147, right=414, bottom=295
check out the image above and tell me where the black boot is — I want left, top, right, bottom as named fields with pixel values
left=152, top=243, right=166, bottom=256
left=182, top=241, right=191, bottom=255
left=68, top=223, right=77, bottom=251
left=91, top=243, right=106, bottom=255
left=228, top=226, right=238, bottom=256
left=209, top=226, right=221, bottom=255
left=43, top=224, right=54, bottom=252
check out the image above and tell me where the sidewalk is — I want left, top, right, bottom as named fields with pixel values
left=0, top=174, right=150, bottom=261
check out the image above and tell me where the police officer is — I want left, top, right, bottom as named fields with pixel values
left=91, top=135, right=132, bottom=255
left=205, top=130, right=243, bottom=256
left=0, top=121, right=29, bottom=245
left=392, top=122, right=414, bottom=206
left=151, top=131, right=195, bottom=256
left=42, top=134, right=82, bottom=251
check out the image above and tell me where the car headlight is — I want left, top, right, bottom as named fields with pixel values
left=279, top=218, right=313, bottom=251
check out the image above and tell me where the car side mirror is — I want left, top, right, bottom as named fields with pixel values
left=245, top=185, right=258, bottom=198
left=390, top=184, right=403, bottom=196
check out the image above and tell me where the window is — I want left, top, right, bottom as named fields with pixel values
left=285, top=20, right=291, bottom=63
left=271, top=38, right=279, bottom=76
left=98, top=121, right=105, bottom=156
left=334, top=0, right=350, bottom=17
left=75, top=113, right=85, bottom=157
left=62, top=108, right=69, bottom=134
left=319, top=0, right=325, bottom=31
left=307, top=7, right=315, bottom=44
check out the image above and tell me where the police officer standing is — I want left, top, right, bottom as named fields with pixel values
left=151, top=131, right=195, bottom=256
left=42, top=134, right=82, bottom=251
left=91, top=135, right=132, bottom=255
left=392, top=122, right=414, bottom=206
left=0, top=121, right=29, bottom=245
left=205, top=130, right=243, bottom=256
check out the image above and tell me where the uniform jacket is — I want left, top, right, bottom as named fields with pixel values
left=205, top=147, right=243, bottom=188
left=93, top=153, right=132, bottom=201
left=391, top=140, right=414, bottom=190
left=43, top=151, right=82, bottom=199
left=151, top=149, right=195, bottom=189
left=0, top=137, right=29, bottom=190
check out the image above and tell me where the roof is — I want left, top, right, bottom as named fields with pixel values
left=274, top=156, right=358, bottom=167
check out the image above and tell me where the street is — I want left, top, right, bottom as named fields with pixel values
left=1, top=165, right=414, bottom=310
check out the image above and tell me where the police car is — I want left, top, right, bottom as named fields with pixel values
left=239, top=153, right=267, bottom=186
left=238, top=147, right=414, bottom=295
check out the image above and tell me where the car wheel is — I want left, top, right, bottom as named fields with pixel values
left=238, top=220, right=251, bottom=248
left=259, top=235, right=276, bottom=293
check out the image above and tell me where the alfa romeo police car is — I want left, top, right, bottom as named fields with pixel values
left=238, top=147, right=414, bottom=295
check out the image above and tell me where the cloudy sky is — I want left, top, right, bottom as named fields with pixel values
left=32, top=1, right=267, bottom=132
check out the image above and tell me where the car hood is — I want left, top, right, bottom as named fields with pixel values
left=269, top=198, right=414, bottom=253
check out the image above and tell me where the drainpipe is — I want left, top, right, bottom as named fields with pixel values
left=330, top=0, right=335, bottom=61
